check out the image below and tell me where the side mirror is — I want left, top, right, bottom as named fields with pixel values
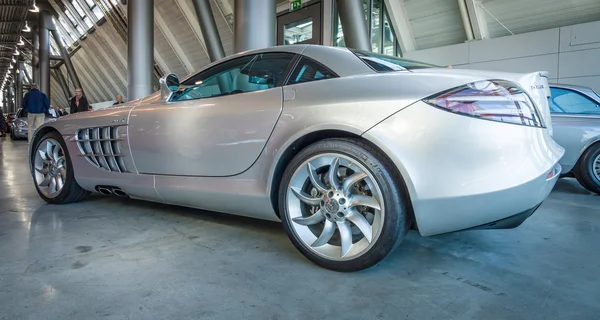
left=159, top=73, right=180, bottom=101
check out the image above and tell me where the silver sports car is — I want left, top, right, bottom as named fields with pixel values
left=29, top=45, right=564, bottom=271
left=549, top=83, right=600, bottom=194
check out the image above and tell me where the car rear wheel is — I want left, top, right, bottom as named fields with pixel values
left=574, top=143, right=600, bottom=195
left=279, top=138, right=410, bottom=272
left=31, top=131, right=90, bottom=204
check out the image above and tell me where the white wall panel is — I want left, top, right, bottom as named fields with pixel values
left=557, top=76, right=600, bottom=93
left=402, top=20, right=600, bottom=92
left=559, top=21, right=600, bottom=52
left=558, top=49, right=600, bottom=78
left=460, top=54, right=559, bottom=76
left=404, top=42, right=469, bottom=66
left=468, top=28, right=559, bottom=63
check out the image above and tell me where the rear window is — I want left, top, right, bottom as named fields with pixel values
left=351, top=49, right=440, bottom=72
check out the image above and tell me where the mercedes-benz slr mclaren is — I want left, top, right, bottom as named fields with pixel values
left=29, top=45, right=564, bottom=271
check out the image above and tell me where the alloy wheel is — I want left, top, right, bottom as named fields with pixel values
left=286, top=153, right=384, bottom=261
left=33, top=138, right=67, bottom=198
left=594, top=153, right=600, bottom=182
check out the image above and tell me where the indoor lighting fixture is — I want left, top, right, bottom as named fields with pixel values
left=30, top=0, right=39, bottom=12
left=22, top=21, right=30, bottom=32
left=17, top=37, right=24, bottom=46
left=13, top=48, right=19, bottom=56
left=11, top=57, right=15, bottom=63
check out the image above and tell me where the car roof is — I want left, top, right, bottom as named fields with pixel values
left=550, top=83, right=592, bottom=91
left=550, top=83, right=600, bottom=99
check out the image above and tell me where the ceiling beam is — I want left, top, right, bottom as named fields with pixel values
left=383, top=0, right=416, bottom=54
left=154, top=7, right=195, bottom=74
left=464, top=0, right=489, bottom=40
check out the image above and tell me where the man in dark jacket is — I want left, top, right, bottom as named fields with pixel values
left=22, top=83, right=50, bottom=142
left=69, top=87, right=89, bottom=114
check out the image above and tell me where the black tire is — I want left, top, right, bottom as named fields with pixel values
left=573, top=143, right=600, bottom=195
left=31, top=131, right=90, bottom=204
left=278, top=138, right=411, bottom=272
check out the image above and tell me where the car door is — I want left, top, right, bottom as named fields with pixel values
left=127, top=51, right=297, bottom=176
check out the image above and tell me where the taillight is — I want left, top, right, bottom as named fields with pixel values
left=423, top=80, right=544, bottom=127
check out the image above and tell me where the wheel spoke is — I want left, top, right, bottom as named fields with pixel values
left=307, top=163, right=327, bottom=193
left=327, top=157, right=340, bottom=190
left=292, top=209, right=325, bottom=226
left=39, top=175, right=52, bottom=187
left=342, top=172, right=368, bottom=195
left=53, top=144, right=60, bottom=160
left=337, top=221, right=353, bottom=258
left=46, top=141, right=54, bottom=160
left=48, top=176, right=57, bottom=194
left=35, top=166, right=50, bottom=175
left=311, top=220, right=335, bottom=247
left=346, top=210, right=373, bottom=242
left=291, top=187, right=321, bottom=206
left=38, top=149, right=49, bottom=161
left=58, top=168, right=66, bottom=177
left=350, top=195, right=381, bottom=211
left=57, top=156, right=66, bottom=169
left=56, top=175, right=64, bottom=191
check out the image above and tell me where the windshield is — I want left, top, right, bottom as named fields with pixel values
left=351, top=49, right=441, bottom=72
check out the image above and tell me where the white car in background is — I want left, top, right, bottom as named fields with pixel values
left=549, top=83, right=600, bottom=194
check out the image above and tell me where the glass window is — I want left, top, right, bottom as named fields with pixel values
left=65, top=9, right=78, bottom=25
left=549, top=87, right=600, bottom=114
left=92, top=6, right=104, bottom=19
left=284, top=17, right=313, bottom=45
left=371, top=0, right=381, bottom=53
left=352, top=49, right=440, bottom=71
left=286, top=56, right=337, bottom=85
left=85, top=0, right=95, bottom=7
left=382, top=8, right=395, bottom=56
left=72, top=1, right=86, bottom=17
left=83, top=16, right=93, bottom=28
left=172, top=52, right=296, bottom=102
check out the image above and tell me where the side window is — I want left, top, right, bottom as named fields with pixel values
left=171, top=52, right=296, bottom=102
left=549, top=87, right=600, bottom=114
left=286, top=56, right=337, bottom=85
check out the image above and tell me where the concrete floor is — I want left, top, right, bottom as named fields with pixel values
left=1, top=137, right=599, bottom=320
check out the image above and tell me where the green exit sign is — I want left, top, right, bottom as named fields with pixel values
left=290, top=0, right=302, bottom=12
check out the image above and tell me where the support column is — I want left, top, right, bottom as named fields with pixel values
left=336, top=0, right=371, bottom=51
left=51, top=28, right=81, bottom=96
left=2, top=89, right=6, bottom=113
left=7, top=82, right=13, bottom=113
left=16, top=62, right=23, bottom=111
left=32, top=26, right=39, bottom=84
left=192, top=0, right=225, bottom=61
left=233, top=0, right=276, bottom=53
left=38, top=11, right=52, bottom=99
left=128, top=0, right=154, bottom=100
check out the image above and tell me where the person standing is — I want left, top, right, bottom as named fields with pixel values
left=21, top=83, right=50, bottom=143
left=113, top=95, right=124, bottom=105
left=69, top=87, right=89, bottom=114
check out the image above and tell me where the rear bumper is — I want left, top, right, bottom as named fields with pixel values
left=363, top=101, right=565, bottom=236
left=462, top=202, right=542, bottom=231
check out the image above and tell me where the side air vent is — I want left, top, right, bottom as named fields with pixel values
left=75, top=126, right=129, bottom=173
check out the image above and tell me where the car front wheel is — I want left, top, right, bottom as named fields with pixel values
left=574, top=143, right=600, bottom=195
left=279, top=138, right=411, bottom=272
left=31, top=131, right=90, bottom=204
